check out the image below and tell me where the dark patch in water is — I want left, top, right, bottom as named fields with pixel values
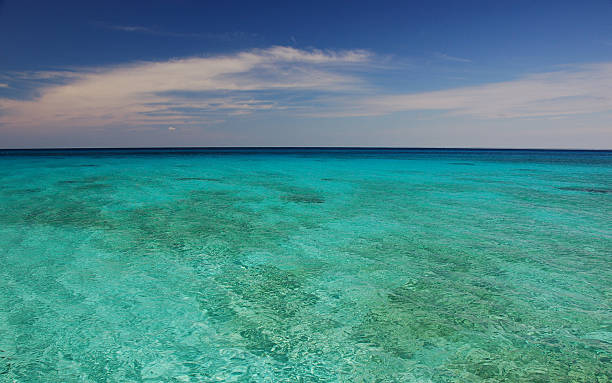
left=0, top=197, right=115, bottom=230
left=0, top=348, right=11, bottom=375
left=6, top=187, right=43, bottom=195
left=394, top=170, right=423, bottom=174
left=321, top=178, right=336, bottom=181
left=450, top=162, right=475, bottom=166
left=557, top=186, right=611, bottom=194
left=239, top=327, right=289, bottom=362
left=75, top=183, right=110, bottom=191
left=176, top=177, right=221, bottom=182
left=57, top=178, right=112, bottom=191
left=281, top=194, right=324, bottom=204
left=53, top=164, right=99, bottom=168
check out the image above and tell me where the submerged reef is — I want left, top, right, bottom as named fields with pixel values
left=0, top=150, right=610, bottom=381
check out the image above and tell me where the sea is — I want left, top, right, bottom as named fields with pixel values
left=0, top=148, right=610, bottom=382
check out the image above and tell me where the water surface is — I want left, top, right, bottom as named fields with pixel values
left=0, top=149, right=610, bottom=382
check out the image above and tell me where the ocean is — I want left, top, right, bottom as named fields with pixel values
left=0, top=148, right=610, bottom=382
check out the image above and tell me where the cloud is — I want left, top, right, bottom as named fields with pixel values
left=0, top=46, right=371, bottom=130
left=433, top=52, right=472, bottom=63
left=96, top=22, right=257, bottom=41
left=107, top=25, right=154, bottom=33
left=0, top=83, right=8, bottom=88
left=1, top=46, right=612, bottom=136
left=352, top=63, right=612, bottom=118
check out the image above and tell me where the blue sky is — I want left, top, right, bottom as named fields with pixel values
left=1, top=0, right=612, bottom=148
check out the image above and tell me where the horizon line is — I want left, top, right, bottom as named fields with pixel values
left=1, top=146, right=611, bottom=152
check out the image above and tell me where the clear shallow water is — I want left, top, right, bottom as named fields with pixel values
left=0, top=148, right=610, bottom=382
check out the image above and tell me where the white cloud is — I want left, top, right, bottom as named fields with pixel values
left=7, top=70, right=83, bottom=81
left=0, top=46, right=370, bottom=130
left=433, top=52, right=472, bottom=63
left=108, top=25, right=155, bottom=33
left=354, top=63, right=612, bottom=118
left=1, top=47, right=612, bottom=138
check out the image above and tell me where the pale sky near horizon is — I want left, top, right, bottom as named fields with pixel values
left=1, top=0, right=612, bottom=148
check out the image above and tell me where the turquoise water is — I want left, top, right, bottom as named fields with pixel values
left=0, top=148, right=610, bottom=382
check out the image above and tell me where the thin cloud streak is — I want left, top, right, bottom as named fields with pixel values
left=433, top=52, right=472, bottom=63
left=96, top=22, right=257, bottom=41
left=351, top=63, right=612, bottom=119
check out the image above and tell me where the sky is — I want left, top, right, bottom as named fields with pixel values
left=1, top=0, right=612, bottom=148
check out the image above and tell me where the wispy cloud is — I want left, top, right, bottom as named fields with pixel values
left=1, top=47, right=612, bottom=135
left=433, top=52, right=472, bottom=63
left=5, top=70, right=84, bottom=82
left=0, top=47, right=371, bottom=130
left=95, top=22, right=257, bottom=41
left=345, top=64, right=612, bottom=118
